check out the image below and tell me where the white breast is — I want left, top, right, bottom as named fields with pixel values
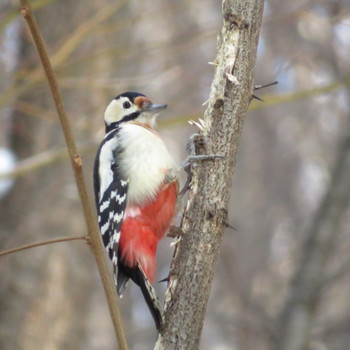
left=118, top=123, right=176, bottom=205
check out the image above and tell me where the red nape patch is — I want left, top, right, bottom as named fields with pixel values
left=119, top=182, right=178, bottom=282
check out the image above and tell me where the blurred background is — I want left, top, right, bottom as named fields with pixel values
left=1, top=0, right=350, bottom=349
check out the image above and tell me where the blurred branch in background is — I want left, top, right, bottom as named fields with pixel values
left=0, top=0, right=57, bottom=33
left=0, top=1, right=126, bottom=110
left=0, top=142, right=94, bottom=180
left=0, top=0, right=217, bottom=112
left=276, top=123, right=350, bottom=350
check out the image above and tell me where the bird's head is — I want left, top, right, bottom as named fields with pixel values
left=104, top=92, right=167, bottom=132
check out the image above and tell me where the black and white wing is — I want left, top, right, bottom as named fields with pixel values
left=93, top=129, right=128, bottom=265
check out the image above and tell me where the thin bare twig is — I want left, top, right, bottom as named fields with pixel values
left=249, top=74, right=350, bottom=111
left=18, top=1, right=129, bottom=349
left=0, top=236, right=86, bottom=257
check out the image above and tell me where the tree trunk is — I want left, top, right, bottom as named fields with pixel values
left=154, top=0, right=265, bottom=349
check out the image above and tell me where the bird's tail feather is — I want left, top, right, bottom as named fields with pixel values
left=115, top=262, right=163, bottom=330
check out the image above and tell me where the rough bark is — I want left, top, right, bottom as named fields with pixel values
left=154, top=1, right=265, bottom=349
left=276, top=132, right=350, bottom=350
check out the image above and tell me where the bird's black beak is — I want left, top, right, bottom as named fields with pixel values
left=143, top=103, right=167, bottom=112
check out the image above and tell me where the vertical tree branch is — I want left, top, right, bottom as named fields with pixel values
left=18, top=1, right=129, bottom=349
left=155, top=1, right=264, bottom=349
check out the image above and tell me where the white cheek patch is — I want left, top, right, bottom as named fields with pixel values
left=104, top=100, right=122, bottom=125
left=104, top=98, right=139, bottom=125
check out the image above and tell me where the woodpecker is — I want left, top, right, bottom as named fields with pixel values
left=93, top=92, right=178, bottom=330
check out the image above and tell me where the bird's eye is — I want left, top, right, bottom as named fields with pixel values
left=123, top=101, right=131, bottom=109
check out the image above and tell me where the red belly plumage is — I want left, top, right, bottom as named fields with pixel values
left=119, top=181, right=177, bottom=282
